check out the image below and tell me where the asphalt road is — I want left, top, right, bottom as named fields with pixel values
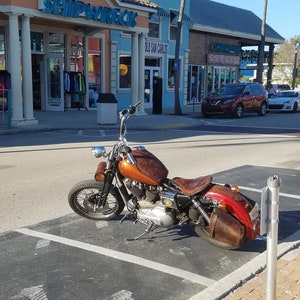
left=0, top=114, right=300, bottom=300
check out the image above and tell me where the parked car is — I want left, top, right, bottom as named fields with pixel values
left=273, top=84, right=291, bottom=93
left=268, top=90, right=300, bottom=113
left=201, top=82, right=268, bottom=118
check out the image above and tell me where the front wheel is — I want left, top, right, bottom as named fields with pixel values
left=257, top=101, right=267, bottom=116
left=292, top=102, right=298, bottom=112
left=68, top=179, right=124, bottom=220
left=233, top=104, right=243, bottom=118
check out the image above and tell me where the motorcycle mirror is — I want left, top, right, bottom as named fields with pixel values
left=91, top=146, right=107, bottom=158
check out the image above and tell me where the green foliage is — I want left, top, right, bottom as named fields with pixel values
left=274, top=36, right=300, bottom=87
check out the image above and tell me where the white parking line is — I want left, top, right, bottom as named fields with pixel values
left=15, top=227, right=216, bottom=287
left=239, top=186, right=300, bottom=200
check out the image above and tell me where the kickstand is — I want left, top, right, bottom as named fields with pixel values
left=126, top=222, right=156, bottom=241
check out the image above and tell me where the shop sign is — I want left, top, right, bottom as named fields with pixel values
left=211, top=43, right=241, bottom=55
left=145, top=41, right=168, bottom=54
left=39, top=0, right=138, bottom=27
left=207, top=53, right=240, bottom=66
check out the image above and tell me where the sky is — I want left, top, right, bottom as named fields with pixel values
left=213, top=0, right=300, bottom=40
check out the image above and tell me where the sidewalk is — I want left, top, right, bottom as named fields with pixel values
left=0, top=109, right=202, bottom=134
left=1, top=109, right=300, bottom=299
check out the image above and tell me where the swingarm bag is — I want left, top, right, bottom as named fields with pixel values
left=210, top=207, right=246, bottom=248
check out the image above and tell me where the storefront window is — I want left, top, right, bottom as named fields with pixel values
left=0, top=27, right=5, bottom=70
left=207, top=66, right=237, bottom=93
left=49, top=33, right=65, bottom=54
left=187, top=65, right=206, bottom=104
left=70, top=36, right=84, bottom=72
left=31, top=32, right=44, bottom=53
left=168, top=58, right=180, bottom=88
left=88, top=38, right=101, bottom=91
left=119, top=56, right=131, bottom=88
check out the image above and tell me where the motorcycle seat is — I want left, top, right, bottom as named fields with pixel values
left=172, top=176, right=212, bottom=196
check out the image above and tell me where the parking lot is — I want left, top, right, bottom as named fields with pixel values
left=1, top=165, right=299, bottom=300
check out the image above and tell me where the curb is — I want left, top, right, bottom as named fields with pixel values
left=188, top=229, right=300, bottom=300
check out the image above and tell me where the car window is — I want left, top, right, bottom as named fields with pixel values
left=216, top=85, right=244, bottom=95
left=244, top=85, right=252, bottom=95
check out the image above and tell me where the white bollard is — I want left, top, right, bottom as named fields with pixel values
left=266, top=175, right=281, bottom=300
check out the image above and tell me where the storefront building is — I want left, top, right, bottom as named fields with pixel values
left=0, top=0, right=285, bottom=125
left=0, top=0, right=156, bottom=125
left=186, top=0, right=285, bottom=110
left=112, top=0, right=190, bottom=114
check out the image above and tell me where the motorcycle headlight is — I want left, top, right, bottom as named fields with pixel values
left=91, top=146, right=107, bottom=158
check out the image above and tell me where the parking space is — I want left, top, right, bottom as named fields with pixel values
left=1, top=166, right=299, bottom=300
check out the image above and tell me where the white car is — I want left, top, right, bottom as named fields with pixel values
left=268, top=90, right=300, bottom=112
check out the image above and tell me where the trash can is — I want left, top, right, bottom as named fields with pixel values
left=97, top=93, right=118, bottom=124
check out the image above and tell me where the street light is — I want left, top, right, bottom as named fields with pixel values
left=292, top=41, right=300, bottom=90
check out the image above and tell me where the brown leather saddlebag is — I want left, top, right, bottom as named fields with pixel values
left=209, top=207, right=245, bottom=248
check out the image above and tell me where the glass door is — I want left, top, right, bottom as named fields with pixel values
left=144, top=67, right=160, bottom=109
left=45, top=54, right=64, bottom=111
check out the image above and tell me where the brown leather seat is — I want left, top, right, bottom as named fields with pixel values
left=172, top=176, right=212, bottom=196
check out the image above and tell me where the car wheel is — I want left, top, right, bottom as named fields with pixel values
left=233, top=104, right=243, bottom=118
left=258, top=101, right=267, bottom=116
left=292, top=102, right=298, bottom=112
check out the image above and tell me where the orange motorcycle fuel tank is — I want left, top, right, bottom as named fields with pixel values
left=118, top=146, right=168, bottom=185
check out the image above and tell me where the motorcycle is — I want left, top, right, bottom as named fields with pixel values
left=68, top=101, right=260, bottom=249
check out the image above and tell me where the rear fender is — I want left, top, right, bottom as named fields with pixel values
left=204, top=184, right=256, bottom=239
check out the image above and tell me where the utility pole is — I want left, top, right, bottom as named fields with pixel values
left=174, top=0, right=186, bottom=115
left=292, top=41, right=299, bottom=89
left=257, top=0, right=268, bottom=84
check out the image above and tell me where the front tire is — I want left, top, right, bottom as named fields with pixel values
left=68, top=179, right=124, bottom=220
left=292, top=102, right=298, bottom=112
left=233, top=104, right=243, bottom=118
left=257, top=101, right=267, bottom=116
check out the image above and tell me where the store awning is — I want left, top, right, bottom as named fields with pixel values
left=170, top=9, right=190, bottom=23
left=157, top=7, right=169, bottom=17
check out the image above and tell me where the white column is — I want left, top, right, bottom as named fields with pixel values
left=21, top=15, right=36, bottom=122
left=131, top=33, right=138, bottom=106
left=8, top=13, right=24, bottom=123
left=83, top=36, right=89, bottom=109
left=137, top=33, right=146, bottom=114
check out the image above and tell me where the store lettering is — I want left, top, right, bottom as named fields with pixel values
left=145, top=41, right=168, bottom=54
left=41, top=0, right=138, bottom=27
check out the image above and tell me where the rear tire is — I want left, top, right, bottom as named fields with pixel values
left=68, top=179, right=124, bottom=220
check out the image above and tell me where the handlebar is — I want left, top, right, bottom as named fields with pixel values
left=119, top=101, right=142, bottom=119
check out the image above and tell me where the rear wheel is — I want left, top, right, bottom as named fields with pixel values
left=68, top=179, right=124, bottom=220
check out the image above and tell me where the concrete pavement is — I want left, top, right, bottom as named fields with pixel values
left=1, top=108, right=300, bottom=299
left=0, top=108, right=202, bottom=134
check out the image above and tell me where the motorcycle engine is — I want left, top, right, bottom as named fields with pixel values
left=136, top=205, right=175, bottom=227
left=124, top=179, right=176, bottom=227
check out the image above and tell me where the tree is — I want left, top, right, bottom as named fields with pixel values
left=273, top=36, right=300, bottom=87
